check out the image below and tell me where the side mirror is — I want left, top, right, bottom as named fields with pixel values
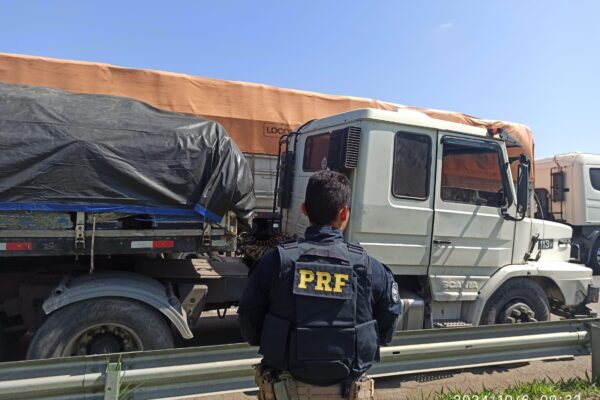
left=516, top=154, right=531, bottom=217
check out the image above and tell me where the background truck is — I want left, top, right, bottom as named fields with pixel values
left=535, top=153, right=600, bottom=272
left=0, top=53, right=596, bottom=362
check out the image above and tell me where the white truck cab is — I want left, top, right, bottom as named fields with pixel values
left=536, top=153, right=600, bottom=272
left=277, top=108, right=597, bottom=329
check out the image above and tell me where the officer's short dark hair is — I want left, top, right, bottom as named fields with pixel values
left=304, top=170, right=351, bottom=225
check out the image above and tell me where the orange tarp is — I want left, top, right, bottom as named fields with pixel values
left=0, top=53, right=534, bottom=177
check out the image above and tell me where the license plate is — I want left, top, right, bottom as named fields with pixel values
left=538, top=239, right=554, bottom=250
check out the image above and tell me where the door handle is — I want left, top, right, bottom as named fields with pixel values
left=433, top=239, right=452, bottom=245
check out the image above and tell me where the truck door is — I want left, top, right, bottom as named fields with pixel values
left=348, top=125, right=436, bottom=276
left=429, top=134, right=515, bottom=300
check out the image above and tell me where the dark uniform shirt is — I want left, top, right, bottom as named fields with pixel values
left=238, top=225, right=402, bottom=378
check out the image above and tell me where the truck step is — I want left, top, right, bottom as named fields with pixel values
left=433, top=320, right=472, bottom=328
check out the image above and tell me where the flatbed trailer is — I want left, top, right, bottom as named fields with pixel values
left=0, top=212, right=236, bottom=257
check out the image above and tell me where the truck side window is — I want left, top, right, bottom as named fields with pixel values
left=590, top=168, right=600, bottom=191
left=392, top=132, right=431, bottom=199
left=441, top=141, right=506, bottom=208
left=534, top=188, right=554, bottom=221
left=303, top=133, right=330, bottom=172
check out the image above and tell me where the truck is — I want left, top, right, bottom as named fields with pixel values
left=0, top=54, right=597, bottom=361
left=276, top=109, right=598, bottom=331
left=535, top=153, right=600, bottom=272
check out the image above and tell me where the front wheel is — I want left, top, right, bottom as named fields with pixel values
left=588, top=239, right=600, bottom=275
left=479, top=278, right=550, bottom=325
left=26, top=297, right=174, bottom=359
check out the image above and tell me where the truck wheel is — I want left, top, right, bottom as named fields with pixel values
left=0, top=320, right=4, bottom=361
left=479, top=278, right=550, bottom=325
left=588, top=239, right=600, bottom=274
left=26, top=298, right=174, bottom=359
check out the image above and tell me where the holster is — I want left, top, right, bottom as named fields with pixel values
left=254, top=364, right=277, bottom=400
left=347, top=375, right=374, bottom=400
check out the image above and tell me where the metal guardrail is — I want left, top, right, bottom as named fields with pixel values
left=0, top=318, right=597, bottom=400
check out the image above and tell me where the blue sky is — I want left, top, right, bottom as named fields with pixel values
left=1, top=1, right=598, bottom=157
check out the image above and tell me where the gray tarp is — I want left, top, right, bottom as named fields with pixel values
left=0, top=83, right=255, bottom=227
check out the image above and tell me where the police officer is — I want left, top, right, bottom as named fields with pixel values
left=238, top=170, right=402, bottom=400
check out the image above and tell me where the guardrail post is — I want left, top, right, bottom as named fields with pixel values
left=591, top=321, right=600, bottom=382
left=104, top=362, right=121, bottom=400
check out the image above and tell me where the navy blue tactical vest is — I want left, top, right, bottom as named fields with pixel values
left=258, top=240, right=379, bottom=386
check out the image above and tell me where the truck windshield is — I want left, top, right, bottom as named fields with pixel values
left=441, top=142, right=506, bottom=208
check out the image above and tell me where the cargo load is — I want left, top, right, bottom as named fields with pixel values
left=0, top=83, right=255, bottom=227
left=0, top=53, right=534, bottom=176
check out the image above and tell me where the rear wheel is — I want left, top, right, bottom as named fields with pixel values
left=479, top=278, right=550, bottom=325
left=26, top=297, right=174, bottom=359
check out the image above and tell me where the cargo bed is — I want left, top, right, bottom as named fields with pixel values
left=0, top=211, right=236, bottom=257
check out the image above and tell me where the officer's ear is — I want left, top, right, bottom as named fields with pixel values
left=300, top=202, right=308, bottom=217
left=335, top=205, right=350, bottom=231
left=339, top=205, right=349, bottom=223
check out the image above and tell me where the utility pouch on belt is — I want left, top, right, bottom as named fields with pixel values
left=348, top=375, right=375, bottom=400
left=273, top=372, right=299, bottom=400
left=254, top=364, right=277, bottom=400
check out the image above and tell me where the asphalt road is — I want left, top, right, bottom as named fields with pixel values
left=186, top=275, right=600, bottom=346
left=180, top=310, right=243, bottom=347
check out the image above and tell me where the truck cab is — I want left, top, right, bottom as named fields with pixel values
left=278, top=109, right=597, bottom=328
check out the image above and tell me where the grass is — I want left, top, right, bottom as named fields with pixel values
left=428, top=375, right=600, bottom=400
left=104, top=354, right=142, bottom=400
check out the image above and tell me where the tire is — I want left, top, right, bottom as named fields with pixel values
left=26, top=297, right=174, bottom=360
left=588, top=239, right=600, bottom=275
left=479, top=278, right=550, bottom=325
